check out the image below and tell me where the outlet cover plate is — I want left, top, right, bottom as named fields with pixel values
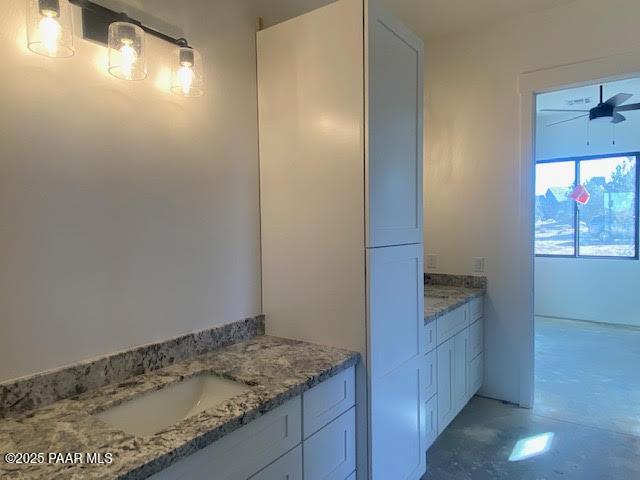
left=472, top=257, right=485, bottom=274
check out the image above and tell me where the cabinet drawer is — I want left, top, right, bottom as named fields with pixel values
left=425, top=394, right=438, bottom=451
left=425, top=320, right=436, bottom=353
left=436, top=339, right=454, bottom=436
left=470, top=296, right=483, bottom=322
left=424, top=349, right=437, bottom=401
left=436, top=306, right=467, bottom=345
left=303, top=366, right=355, bottom=439
left=304, top=407, right=356, bottom=480
left=250, top=446, right=302, bottom=480
left=147, top=397, right=301, bottom=480
left=468, top=318, right=483, bottom=359
left=468, top=353, right=484, bottom=396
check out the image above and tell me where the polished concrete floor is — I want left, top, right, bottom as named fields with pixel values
left=423, top=317, right=640, bottom=480
left=535, top=316, right=640, bottom=436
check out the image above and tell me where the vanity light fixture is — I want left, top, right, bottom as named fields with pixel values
left=26, top=0, right=75, bottom=58
left=26, top=0, right=205, bottom=95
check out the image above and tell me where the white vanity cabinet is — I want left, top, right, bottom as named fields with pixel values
left=148, top=367, right=356, bottom=480
left=257, top=0, right=425, bottom=478
left=428, top=297, right=485, bottom=447
left=467, top=297, right=484, bottom=398
left=250, top=446, right=302, bottom=480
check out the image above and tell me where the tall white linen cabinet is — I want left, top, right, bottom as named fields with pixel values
left=257, top=0, right=425, bottom=479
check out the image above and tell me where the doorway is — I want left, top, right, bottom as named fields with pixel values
left=533, top=78, right=640, bottom=436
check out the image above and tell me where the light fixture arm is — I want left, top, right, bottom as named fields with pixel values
left=68, top=0, right=190, bottom=48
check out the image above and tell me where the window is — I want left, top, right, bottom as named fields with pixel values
left=535, top=154, right=638, bottom=258
left=535, top=162, right=576, bottom=256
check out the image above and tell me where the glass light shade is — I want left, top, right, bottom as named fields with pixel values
left=108, top=22, right=146, bottom=81
left=170, top=47, right=204, bottom=97
left=26, top=0, right=74, bottom=58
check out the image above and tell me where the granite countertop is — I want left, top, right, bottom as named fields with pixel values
left=425, top=285, right=485, bottom=324
left=0, top=336, right=359, bottom=480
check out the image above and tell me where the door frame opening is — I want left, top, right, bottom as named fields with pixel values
left=517, top=51, right=640, bottom=408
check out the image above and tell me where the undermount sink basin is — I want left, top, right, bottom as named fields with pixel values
left=94, top=375, right=251, bottom=437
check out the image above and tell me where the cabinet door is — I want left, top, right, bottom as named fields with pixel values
left=424, top=349, right=437, bottom=401
left=370, top=356, right=426, bottom=480
left=304, top=408, right=356, bottom=480
left=368, top=244, right=425, bottom=376
left=366, top=0, right=424, bottom=247
left=424, top=394, right=438, bottom=451
left=452, top=329, right=469, bottom=414
left=368, top=244, right=425, bottom=480
left=250, top=446, right=302, bottom=480
left=468, top=353, right=484, bottom=397
left=436, top=339, right=454, bottom=435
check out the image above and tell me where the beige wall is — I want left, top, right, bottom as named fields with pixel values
left=0, top=0, right=261, bottom=382
left=423, top=0, right=640, bottom=402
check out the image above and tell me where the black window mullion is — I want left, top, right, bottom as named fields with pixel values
left=636, top=155, right=639, bottom=259
left=575, top=160, right=580, bottom=257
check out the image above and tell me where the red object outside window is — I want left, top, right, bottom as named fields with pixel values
left=569, top=185, right=590, bottom=205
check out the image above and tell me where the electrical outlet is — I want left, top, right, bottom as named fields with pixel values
left=472, top=257, right=485, bottom=274
left=426, top=254, right=438, bottom=271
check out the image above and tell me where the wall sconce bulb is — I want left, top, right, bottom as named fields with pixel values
left=27, top=0, right=74, bottom=57
left=108, top=22, right=146, bottom=81
left=171, top=46, right=203, bottom=97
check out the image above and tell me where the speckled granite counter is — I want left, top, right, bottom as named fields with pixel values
left=425, top=285, right=485, bottom=324
left=0, top=336, right=359, bottom=480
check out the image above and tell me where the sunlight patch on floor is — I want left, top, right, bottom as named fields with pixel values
left=508, top=432, right=555, bottom=462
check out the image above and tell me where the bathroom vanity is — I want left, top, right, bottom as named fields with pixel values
left=422, top=281, right=486, bottom=452
left=0, top=319, right=359, bottom=480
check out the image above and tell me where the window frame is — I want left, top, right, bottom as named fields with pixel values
left=535, top=152, right=640, bottom=260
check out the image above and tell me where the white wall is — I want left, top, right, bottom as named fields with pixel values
left=536, top=257, right=640, bottom=326
left=0, top=0, right=262, bottom=382
left=423, top=0, right=640, bottom=403
left=536, top=113, right=640, bottom=160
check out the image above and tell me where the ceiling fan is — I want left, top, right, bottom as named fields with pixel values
left=541, top=85, right=640, bottom=126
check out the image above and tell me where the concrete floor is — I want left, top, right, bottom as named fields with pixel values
left=423, top=317, right=640, bottom=480
left=535, top=316, right=640, bottom=436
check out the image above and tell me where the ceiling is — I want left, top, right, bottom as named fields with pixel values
left=537, top=78, right=640, bottom=117
left=100, top=0, right=580, bottom=41
left=253, top=0, right=578, bottom=39
left=387, top=0, right=577, bottom=40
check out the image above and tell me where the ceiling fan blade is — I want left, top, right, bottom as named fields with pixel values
left=539, top=109, right=590, bottom=112
left=614, top=102, right=640, bottom=112
left=612, top=113, right=626, bottom=124
left=605, top=93, right=633, bottom=107
left=546, top=114, right=589, bottom=127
